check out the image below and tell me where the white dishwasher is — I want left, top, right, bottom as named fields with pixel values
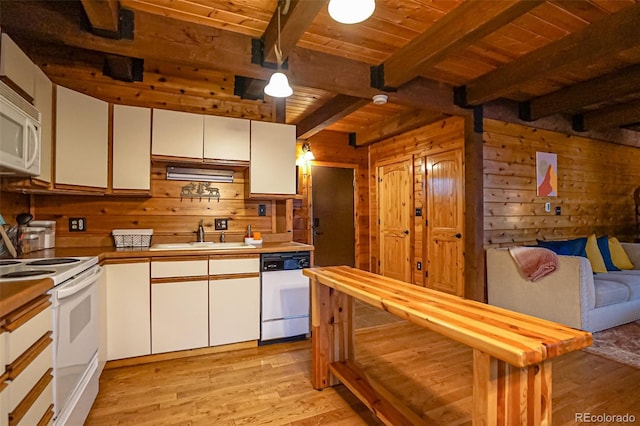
left=260, top=251, right=311, bottom=343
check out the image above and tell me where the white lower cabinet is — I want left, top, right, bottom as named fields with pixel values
left=151, top=281, right=209, bottom=353
left=209, top=255, right=260, bottom=346
left=209, top=276, right=260, bottom=346
left=105, top=262, right=151, bottom=360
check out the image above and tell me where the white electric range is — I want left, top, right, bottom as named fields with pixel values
left=0, top=256, right=102, bottom=426
left=0, top=256, right=98, bottom=284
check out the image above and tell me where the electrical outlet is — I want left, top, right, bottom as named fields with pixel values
left=415, top=207, right=422, bottom=217
left=258, top=204, right=267, bottom=216
left=214, top=218, right=228, bottom=230
left=69, top=217, right=86, bottom=232
left=555, top=206, right=561, bottom=216
left=417, top=261, right=422, bottom=270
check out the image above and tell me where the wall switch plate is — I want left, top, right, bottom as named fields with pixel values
left=415, top=207, right=422, bottom=217
left=69, top=217, right=86, bottom=232
left=555, top=206, right=561, bottom=216
left=545, top=202, right=551, bottom=212
left=258, top=204, right=267, bottom=216
left=214, top=218, right=228, bottom=230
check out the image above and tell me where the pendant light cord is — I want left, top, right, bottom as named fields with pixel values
left=274, top=3, right=283, bottom=67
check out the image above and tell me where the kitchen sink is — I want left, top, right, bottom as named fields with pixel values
left=149, top=242, right=256, bottom=251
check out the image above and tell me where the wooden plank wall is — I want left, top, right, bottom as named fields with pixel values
left=484, top=119, right=640, bottom=247
left=31, top=165, right=283, bottom=248
left=0, top=191, right=30, bottom=225
left=369, top=117, right=465, bottom=285
left=292, top=131, right=370, bottom=271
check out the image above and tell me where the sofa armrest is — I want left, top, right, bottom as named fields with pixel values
left=486, top=248, right=594, bottom=330
left=620, top=243, right=640, bottom=270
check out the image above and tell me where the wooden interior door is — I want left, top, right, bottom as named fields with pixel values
left=426, top=149, right=464, bottom=296
left=378, top=158, right=412, bottom=282
left=311, top=166, right=355, bottom=267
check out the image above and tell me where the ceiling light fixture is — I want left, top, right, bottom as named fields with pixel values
left=264, top=0, right=293, bottom=98
left=328, top=0, right=375, bottom=24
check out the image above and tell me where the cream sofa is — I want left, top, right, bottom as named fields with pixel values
left=487, top=243, right=640, bottom=332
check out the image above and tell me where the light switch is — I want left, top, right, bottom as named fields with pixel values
left=545, top=202, right=551, bottom=212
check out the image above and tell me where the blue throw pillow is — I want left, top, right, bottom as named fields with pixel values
left=537, top=237, right=588, bottom=257
left=596, top=235, right=620, bottom=271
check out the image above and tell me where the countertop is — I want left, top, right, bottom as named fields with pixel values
left=20, top=241, right=314, bottom=261
left=0, top=278, right=53, bottom=320
left=1, top=240, right=313, bottom=320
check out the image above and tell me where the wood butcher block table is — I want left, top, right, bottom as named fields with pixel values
left=303, top=266, right=593, bottom=426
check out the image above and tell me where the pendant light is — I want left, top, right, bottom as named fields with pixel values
left=328, top=0, right=375, bottom=24
left=264, top=1, right=293, bottom=98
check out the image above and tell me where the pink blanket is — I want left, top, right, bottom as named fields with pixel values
left=508, top=246, right=558, bottom=282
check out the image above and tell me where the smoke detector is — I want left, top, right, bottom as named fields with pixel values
left=372, top=94, right=388, bottom=105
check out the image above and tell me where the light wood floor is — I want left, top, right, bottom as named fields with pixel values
left=86, top=317, right=640, bottom=425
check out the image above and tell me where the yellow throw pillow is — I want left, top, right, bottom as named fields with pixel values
left=608, top=237, right=635, bottom=270
left=585, top=234, right=607, bottom=273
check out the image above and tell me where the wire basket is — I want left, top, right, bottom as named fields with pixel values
left=112, top=229, right=153, bottom=248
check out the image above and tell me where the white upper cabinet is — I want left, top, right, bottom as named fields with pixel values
left=55, top=86, right=108, bottom=188
left=33, top=67, right=52, bottom=183
left=151, top=109, right=203, bottom=159
left=204, top=115, right=250, bottom=162
left=249, top=121, right=296, bottom=195
left=0, top=33, right=35, bottom=98
left=113, top=105, right=151, bottom=191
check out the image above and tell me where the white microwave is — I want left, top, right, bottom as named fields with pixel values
left=0, top=81, right=41, bottom=176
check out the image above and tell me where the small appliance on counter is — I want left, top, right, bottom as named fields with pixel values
left=29, top=220, right=56, bottom=249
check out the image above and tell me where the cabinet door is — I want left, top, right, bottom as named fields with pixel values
left=151, top=109, right=203, bottom=159
left=55, top=86, right=108, bottom=188
left=152, top=280, right=209, bottom=354
left=33, top=67, right=52, bottom=183
left=105, top=262, right=151, bottom=360
left=204, top=115, right=250, bottom=162
left=209, top=277, right=260, bottom=346
left=113, top=105, right=151, bottom=190
left=0, top=33, right=35, bottom=98
left=250, top=121, right=296, bottom=195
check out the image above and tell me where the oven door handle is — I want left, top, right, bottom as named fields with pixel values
left=57, top=266, right=103, bottom=299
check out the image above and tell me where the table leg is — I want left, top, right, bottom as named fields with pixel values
left=311, top=279, right=354, bottom=389
left=472, top=349, right=552, bottom=426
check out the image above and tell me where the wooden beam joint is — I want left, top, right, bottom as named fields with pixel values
left=370, top=64, right=397, bottom=92
left=103, top=55, right=143, bottom=82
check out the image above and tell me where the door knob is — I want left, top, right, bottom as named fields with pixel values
left=455, top=233, right=462, bottom=239
left=403, top=230, right=409, bottom=235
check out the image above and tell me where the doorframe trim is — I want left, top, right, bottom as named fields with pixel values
left=307, top=161, right=360, bottom=269
left=374, top=155, right=414, bottom=281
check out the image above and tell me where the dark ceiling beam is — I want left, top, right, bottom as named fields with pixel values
left=520, top=63, right=640, bottom=121
left=80, top=0, right=121, bottom=38
left=574, top=99, right=640, bottom=131
left=354, top=108, right=446, bottom=147
left=262, top=0, right=326, bottom=64
left=380, top=0, right=538, bottom=89
left=0, top=1, right=466, bottom=116
left=295, top=95, right=369, bottom=139
left=459, top=4, right=640, bottom=106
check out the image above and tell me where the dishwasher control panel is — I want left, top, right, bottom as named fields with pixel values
left=261, top=251, right=311, bottom=271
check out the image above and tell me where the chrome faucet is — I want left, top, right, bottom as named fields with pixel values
left=197, top=219, right=205, bottom=242
left=220, top=231, right=226, bottom=243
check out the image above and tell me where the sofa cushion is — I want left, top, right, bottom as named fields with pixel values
left=537, top=237, right=587, bottom=257
left=586, top=234, right=607, bottom=273
left=609, top=237, right=635, bottom=270
left=592, top=279, right=630, bottom=307
left=597, top=235, right=620, bottom=271
left=598, top=273, right=640, bottom=301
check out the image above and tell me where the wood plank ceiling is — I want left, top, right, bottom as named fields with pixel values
left=2, top=0, right=640, bottom=146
